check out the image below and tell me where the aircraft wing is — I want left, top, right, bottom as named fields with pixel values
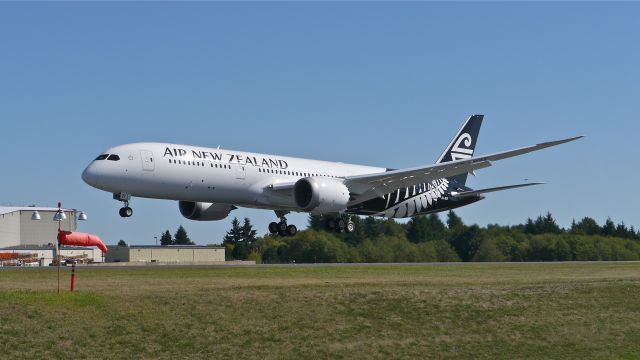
left=344, top=136, right=583, bottom=203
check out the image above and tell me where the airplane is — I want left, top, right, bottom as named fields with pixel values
left=81, top=115, right=582, bottom=236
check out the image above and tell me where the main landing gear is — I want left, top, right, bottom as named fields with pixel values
left=269, top=210, right=297, bottom=237
left=325, top=217, right=356, bottom=233
left=113, top=193, right=133, bottom=218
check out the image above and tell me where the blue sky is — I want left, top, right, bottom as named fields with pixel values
left=1, top=2, right=638, bottom=245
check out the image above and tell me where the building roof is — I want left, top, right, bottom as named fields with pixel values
left=0, top=206, right=75, bottom=216
left=109, top=245, right=224, bottom=249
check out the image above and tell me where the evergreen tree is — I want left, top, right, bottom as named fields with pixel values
left=174, top=225, right=193, bottom=245
left=240, top=217, right=258, bottom=257
left=524, top=218, right=537, bottom=234
left=446, top=211, right=465, bottom=233
left=602, top=218, right=616, bottom=236
left=223, top=217, right=243, bottom=244
left=407, top=214, right=447, bottom=243
left=223, top=217, right=258, bottom=260
left=308, top=214, right=324, bottom=231
left=614, top=222, right=630, bottom=239
left=160, top=230, right=173, bottom=246
left=241, top=217, right=258, bottom=243
left=117, top=239, right=128, bottom=247
left=449, top=224, right=481, bottom=261
left=525, top=213, right=561, bottom=235
left=535, top=212, right=562, bottom=234
left=571, top=217, right=600, bottom=235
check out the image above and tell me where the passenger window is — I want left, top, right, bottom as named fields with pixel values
left=95, top=154, right=109, bottom=161
left=107, top=154, right=120, bottom=161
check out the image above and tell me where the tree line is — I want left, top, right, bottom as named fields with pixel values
left=222, top=212, right=640, bottom=263
left=159, top=225, right=194, bottom=245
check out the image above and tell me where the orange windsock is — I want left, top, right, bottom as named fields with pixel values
left=58, top=230, right=108, bottom=254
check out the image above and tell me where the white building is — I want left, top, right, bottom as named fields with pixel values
left=0, top=206, right=105, bottom=266
left=106, top=245, right=225, bottom=264
left=0, top=206, right=78, bottom=248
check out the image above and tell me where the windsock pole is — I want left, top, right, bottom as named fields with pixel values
left=70, top=263, right=76, bottom=292
left=57, top=203, right=61, bottom=294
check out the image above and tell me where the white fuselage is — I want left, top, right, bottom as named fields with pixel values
left=82, top=142, right=384, bottom=211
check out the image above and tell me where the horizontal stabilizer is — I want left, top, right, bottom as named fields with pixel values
left=450, top=182, right=545, bottom=198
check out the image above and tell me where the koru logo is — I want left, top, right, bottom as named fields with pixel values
left=451, top=133, right=474, bottom=161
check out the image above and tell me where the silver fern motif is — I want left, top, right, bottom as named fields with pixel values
left=376, top=178, right=450, bottom=218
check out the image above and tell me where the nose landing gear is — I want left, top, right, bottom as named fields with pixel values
left=113, top=193, right=133, bottom=218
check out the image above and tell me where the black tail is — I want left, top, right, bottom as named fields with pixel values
left=435, top=114, right=483, bottom=185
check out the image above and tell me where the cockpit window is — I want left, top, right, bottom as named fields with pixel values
left=107, top=154, right=120, bottom=161
left=95, top=154, right=109, bottom=160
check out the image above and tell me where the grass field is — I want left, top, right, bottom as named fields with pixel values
left=1, top=262, right=639, bottom=359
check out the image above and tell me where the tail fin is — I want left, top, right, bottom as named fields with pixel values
left=435, top=114, right=483, bottom=185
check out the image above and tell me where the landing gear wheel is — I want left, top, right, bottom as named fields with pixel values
left=268, top=222, right=279, bottom=234
left=346, top=221, right=355, bottom=233
left=286, top=225, right=298, bottom=236
left=119, top=207, right=133, bottom=218
left=272, top=211, right=297, bottom=237
left=336, top=219, right=346, bottom=233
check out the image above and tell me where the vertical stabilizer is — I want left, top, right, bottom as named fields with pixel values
left=435, top=114, right=483, bottom=185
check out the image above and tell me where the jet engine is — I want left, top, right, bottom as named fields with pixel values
left=294, top=177, right=350, bottom=214
left=179, top=201, right=235, bottom=221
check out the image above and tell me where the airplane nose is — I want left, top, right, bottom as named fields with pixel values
left=82, top=163, right=100, bottom=187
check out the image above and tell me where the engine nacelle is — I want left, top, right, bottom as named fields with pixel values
left=294, top=177, right=350, bottom=214
left=179, top=201, right=235, bottom=221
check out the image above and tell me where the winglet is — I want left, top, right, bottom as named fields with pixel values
left=537, top=135, right=584, bottom=148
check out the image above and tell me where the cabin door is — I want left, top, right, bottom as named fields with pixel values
left=141, top=150, right=155, bottom=171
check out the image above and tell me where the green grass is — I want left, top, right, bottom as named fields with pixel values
left=1, top=263, right=639, bottom=359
